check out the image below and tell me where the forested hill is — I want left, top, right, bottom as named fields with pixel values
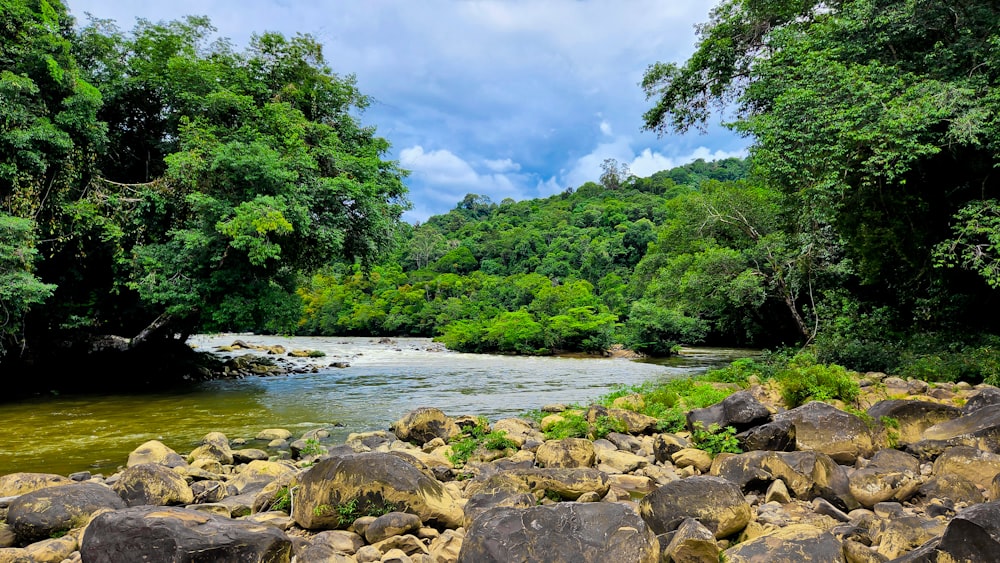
left=295, top=157, right=765, bottom=355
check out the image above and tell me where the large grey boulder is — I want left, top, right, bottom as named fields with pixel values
left=458, top=502, right=659, bottom=563
left=80, top=505, right=291, bottom=563
left=866, top=400, right=963, bottom=447
left=723, top=524, right=845, bottom=562
left=639, top=476, right=752, bottom=538
left=7, top=482, right=126, bottom=544
left=933, top=500, right=1000, bottom=562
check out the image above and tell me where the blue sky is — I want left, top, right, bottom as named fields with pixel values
left=67, top=0, right=749, bottom=223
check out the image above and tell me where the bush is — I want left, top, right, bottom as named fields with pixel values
left=704, top=356, right=773, bottom=385
left=776, top=352, right=860, bottom=407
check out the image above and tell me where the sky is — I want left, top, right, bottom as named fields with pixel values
left=66, top=0, right=749, bottom=223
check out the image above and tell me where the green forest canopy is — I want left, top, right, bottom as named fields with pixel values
left=5, top=0, right=1000, bottom=389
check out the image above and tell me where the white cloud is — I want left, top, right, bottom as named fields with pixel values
left=599, top=120, right=613, bottom=136
left=484, top=158, right=521, bottom=173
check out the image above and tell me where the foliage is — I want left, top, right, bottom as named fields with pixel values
left=299, top=438, right=324, bottom=457
left=447, top=417, right=517, bottom=467
left=703, top=357, right=774, bottom=386
left=691, top=422, right=742, bottom=455
left=776, top=352, right=860, bottom=407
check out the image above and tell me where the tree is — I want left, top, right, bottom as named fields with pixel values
left=1, top=8, right=409, bottom=387
left=642, top=0, right=1000, bottom=344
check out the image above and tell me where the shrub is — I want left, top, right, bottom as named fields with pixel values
left=691, top=422, right=742, bottom=455
left=776, top=352, right=860, bottom=407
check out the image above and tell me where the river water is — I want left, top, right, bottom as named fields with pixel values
left=0, top=335, right=753, bottom=477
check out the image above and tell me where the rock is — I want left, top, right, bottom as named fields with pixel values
left=765, top=479, right=791, bottom=504
left=687, top=390, right=771, bottom=434
left=346, top=430, right=397, bottom=452
left=871, top=514, right=946, bottom=560
left=112, top=463, right=195, bottom=507
left=963, top=387, right=1000, bottom=413
left=866, top=400, right=963, bottom=447
left=672, top=448, right=713, bottom=473
left=605, top=408, right=660, bottom=434
left=7, top=482, right=126, bottom=544
left=775, top=401, right=875, bottom=464
left=308, top=529, right=365, bottom=555
left=933, top=500, right=1000, bottom=562
left=535, top=438, right=595, bottom=468
left=127, top=440, right=188, bottom=468
left=722, top=524, right=844, bottom=562
left=653, top=433, right=692, bottom=463
left=187, top=431, right=233, bottom=465
left=292, top=452, right=463, bottom=530
left=22, top=535, right=77, bottom=563
left=365, top=512, right=422, bottom=544
left=392, top=408, right=461, bottom=446
left=227, top=460, right=295, bottom=495
left=639, top=476, right=752, bottom=538
left=80, top=505, right=292, bottom=562
left=847, top=449, right=921, bottom=508
left=463, top=491, right=536, bottom=528
left=664, top=517, right=720, bottom=563
left=736, top=419, right=796, bottom=452
left=429, top=529, right=465, bottom=563
left=458, top=502, right=659, bottom=563
left=596, top=448, right=648, bottom=473
left=504, top=467, right=610, bottom=500
left=189, top=480, right=228, bottom=504
left=490, top=418, right=544, bottom=448
left=0, top=548, right=32, bottom=562
left=0, top=473, right=73, bottom=498
left=256, top=428, right=293, bottom=441
left=932, top=445, right=1000, bottom=489
left=711, top=450, right=859, bottom=511
left=918, top=473, right=984, bottom=506
left=370, top=534, right=428, bottom=557
left=233, top=448, right=269, bottom=463
left=921, top=404, right=1000, bottom=451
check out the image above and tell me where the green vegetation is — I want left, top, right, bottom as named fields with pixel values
left=299, top=438, right=324, bottom=457
left=690, top=423, right=742, bottom=456
left=270, top=486, right=293, bottom=513
left=447, top=417, right=518, bottom=467
left=6, top=0, right=1000, bottom=391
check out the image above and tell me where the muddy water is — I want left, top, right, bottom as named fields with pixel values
left=0, top=335, right=753, bottom=476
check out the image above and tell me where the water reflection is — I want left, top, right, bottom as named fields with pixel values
left=0, top=337, right=753, bottom=476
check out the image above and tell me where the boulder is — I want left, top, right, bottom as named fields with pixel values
left=664, top=518, right=720, bottom=563
left=653, top=433, right=691, bottom=463
left=127, top=440, right=188, bottom=468
left=918, top=473, right=984, bottom=506
left=391, top=407, right=460, bottom=445
left=963, top=387, right=1000, bottom=413
left=462, top=491, right=536, bottom=528
left=292, top=452, right=463, bottom=530
left=187, top=431, right=233, bottom=465
left=933, top=500, right=1000, bottom=562
left=7, top=482, right=126, bottom=544
left=0, top=473, right=72, bottom=498
left=847, top=449, right=921, bottom=508
left=722, top=524, right=845, bottom=562
left=364, top=512, right=422, bottom=544
left=639, top=476, right=752, bottom=538
left=866, top=400, right=963, bottom=446
left=80, top=505, right=292, bottom=563
left=458, top=502, right=659, bottom=563
left=22, top=535, right=77, bottom=562
left=921, top=404, right=1000, bottom=451
left=256, top=428, right=293, bottom=441
left=112, top=463, right=194, bottom=507
left=931, top=445, right=1000, bottom=489
left=491, top=418, right=544, bottom=448
left=775, top=401, right=875, bottom=464
left=736, top=419, right=796, bottom=452
left=504, top=467, right=610, bottom=500
left=227, top=460, right=295, bottom=495
left=687, top=390, right=771, bottom=434
left=535, top=438, right=595, bottom=468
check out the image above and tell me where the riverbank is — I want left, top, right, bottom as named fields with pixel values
left=3, top=366, right=1000, bottom=561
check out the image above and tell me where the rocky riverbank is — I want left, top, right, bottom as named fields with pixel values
left=3, top=371, right=1000, bottom=562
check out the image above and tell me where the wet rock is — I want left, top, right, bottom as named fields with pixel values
left=80, top=505, right=291, bottom=563
left=459, top=502, right=659, bottom=563
left=639, top=476, right=752, bottom=538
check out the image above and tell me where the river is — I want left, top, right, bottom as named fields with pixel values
left=0, top=335, right=753, bottom=477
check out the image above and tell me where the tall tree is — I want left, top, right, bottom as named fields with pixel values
left=642, top=0, right=1000, bottom=342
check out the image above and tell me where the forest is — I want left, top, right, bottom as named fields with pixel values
left=4, top=0, right=1000, bottom=392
